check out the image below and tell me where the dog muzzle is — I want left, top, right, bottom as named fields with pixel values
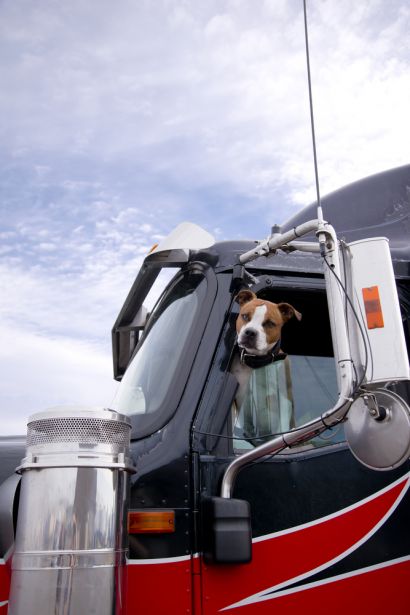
left=239, top=339, right=287, bottom=369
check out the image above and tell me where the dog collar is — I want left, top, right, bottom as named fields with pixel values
left=239, top=340, right=287, bottom=369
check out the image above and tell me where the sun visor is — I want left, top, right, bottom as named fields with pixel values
left=145, top=222, right=215, bottom=265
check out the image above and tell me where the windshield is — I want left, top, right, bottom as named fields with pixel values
left=111, top=269, right=208, bottom=436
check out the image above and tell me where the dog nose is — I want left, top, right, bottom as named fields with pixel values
left=243, top=328, right=256, bottom=339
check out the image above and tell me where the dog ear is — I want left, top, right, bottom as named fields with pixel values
left=277, top=303, right=302, bottom=322
left=235, top=289, right=257, bottom=306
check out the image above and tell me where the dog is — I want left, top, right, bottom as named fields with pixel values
left=231, top=289, right=302, bottom=409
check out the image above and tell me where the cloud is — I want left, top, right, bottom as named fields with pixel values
left=1, top=0, right=407, bottom=210
left=0, top=324, right=118, bottom=435
left=0, top=0, right=409, bottom=434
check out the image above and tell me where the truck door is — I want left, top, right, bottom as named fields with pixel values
left=193, top=281, right=410, bottom=615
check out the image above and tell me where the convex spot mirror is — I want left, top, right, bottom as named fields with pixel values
left=345, top=389, right=410, bottom=471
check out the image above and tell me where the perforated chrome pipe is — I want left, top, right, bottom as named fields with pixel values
left=9, top=407, right=134, bottom=615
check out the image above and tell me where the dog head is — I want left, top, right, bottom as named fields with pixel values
left=235, top=290, right=302, bottom=356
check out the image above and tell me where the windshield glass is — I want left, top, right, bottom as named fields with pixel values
left=111, top=270, right=207, bottom=434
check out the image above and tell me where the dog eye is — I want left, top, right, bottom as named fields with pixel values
left=264, top=320, right=276, bottom=328
left=242, top=314, right=250, bottom=322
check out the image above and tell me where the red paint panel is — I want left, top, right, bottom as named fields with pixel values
left=0, top=562, right=11, bottom=613
left=124, top=558, right=193, bottom=615
left=201, top=477, right=408, bottom=613
left=234, top=558, right=410, bottom=614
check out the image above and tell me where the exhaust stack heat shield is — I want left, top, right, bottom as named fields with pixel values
left=9, top=407, right=134, bottom=615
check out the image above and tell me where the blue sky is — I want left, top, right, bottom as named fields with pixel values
left=1, top=0, right=409, bottom=434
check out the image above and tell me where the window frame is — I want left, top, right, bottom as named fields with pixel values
left=114, top=262, right=217, bottom=440
left=227, top=279, right=345, bottom=456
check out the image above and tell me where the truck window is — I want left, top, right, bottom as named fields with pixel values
left=112, top=269, right=208, bottom=438
left=231, top=285, right=343, bottom=452
left=233, top=354, right=340, bottom=451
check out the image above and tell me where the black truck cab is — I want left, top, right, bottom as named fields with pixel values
left=108, top=165, right=410, bottom=613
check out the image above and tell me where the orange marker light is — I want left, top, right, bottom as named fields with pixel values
left=148, top=243, right=159, bottom=255
left=128, top=510, right=175, bottom=534
left=362, top=286, right=384, bottom=329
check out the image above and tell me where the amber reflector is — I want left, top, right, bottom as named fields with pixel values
left=362, top=286, right=385, bottom=329
left=148, top=243, right=159, bottom=254
left=128, top=510, right=175, bottom=534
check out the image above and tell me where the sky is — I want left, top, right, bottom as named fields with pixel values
left=1, top=0, right=409, bottom=435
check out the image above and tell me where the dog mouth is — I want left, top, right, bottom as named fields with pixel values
left=238, top=326, right=280, bottom=355
left=238, top=331, right=256, bottom=349
left=238, top=335, right=269, bottom=356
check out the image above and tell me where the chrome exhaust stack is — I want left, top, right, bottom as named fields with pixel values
left=9, top=406, right=135, bottom=615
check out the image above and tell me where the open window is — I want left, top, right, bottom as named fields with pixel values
left=231, top=285, right=343, bottom=452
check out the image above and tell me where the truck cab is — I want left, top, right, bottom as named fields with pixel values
left=1, top=164, right=410, bottom=614
left=109, top=165, right=410, bottom=613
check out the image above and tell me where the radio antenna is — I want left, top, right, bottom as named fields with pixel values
left=303, top=0, right=324, bottom=227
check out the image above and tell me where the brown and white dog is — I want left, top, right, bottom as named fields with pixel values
left=231, top=290, right=302, bottom=408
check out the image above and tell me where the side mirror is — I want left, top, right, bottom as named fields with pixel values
left=203, top=496, right=252, bottom=564
left=113, top=305, right=149, bottom=379
left=345, top=389, right=410, bottom=470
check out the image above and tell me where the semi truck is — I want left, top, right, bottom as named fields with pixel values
left=1, top=163, right=410, bottom=614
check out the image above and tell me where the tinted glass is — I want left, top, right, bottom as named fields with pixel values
left=112, top=271, right=207, bottom=429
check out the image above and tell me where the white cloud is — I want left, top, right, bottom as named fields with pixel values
left=0, top=324, right=118, bottom=435
left=1, top=0, right=408, bottom=206
left=38, top=242, right=57, bottom=251
left=0, top=250, right=142, bottom=341
left=0, top=0, right=409, bottom=434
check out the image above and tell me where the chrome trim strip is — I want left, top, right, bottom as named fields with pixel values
left=12, top=548, right=127, bottom=570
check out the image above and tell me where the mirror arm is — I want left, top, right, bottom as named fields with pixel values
left=239, top=219, right=320, bottom=264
